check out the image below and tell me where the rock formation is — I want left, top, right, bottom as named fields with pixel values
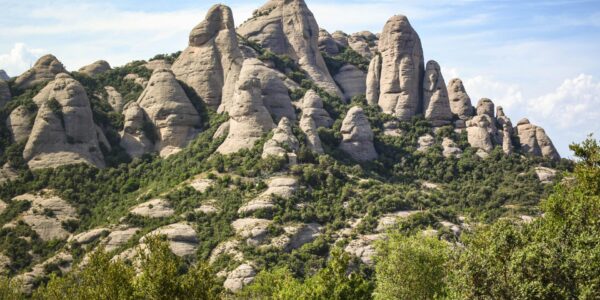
left=466, top=115, right=495, bottom=153
left=476, top=98, right=495, bottom=118
left=331, top=31, right=349, bottom=48
left=136, top=68, right=201, bottom=157
left=334, top=64, right=366, bottom=101
left=23, top=73, right=105, bottom=169
left=142, top=222, right=199, bottom=257
left=14, top=55, right=67, bottom=90
left=366, top=54, right=381, bottom=106
left=224, top=264, right=256, bottom=292
left=119, top=102, right=154, bottom=158
left=515, top=119, right=560, bottom=160
left=0, top=80, right=10, bottom=108
left=130, top=199, right=174, bottom=218
left=348, top=31, right=378, bottom=59
left=422, top=60, right=452, bottom=126
left=262, top=117, right=299, bottom=159
left=300, top=114, right=324, bottom=154
left=221, top=59, right=297, bottom=121
left=237, top=0, right=343, bottom=98
left=6, top=106, right=34, bottom=143
left=502, top=125, right=514, bottom=155
left=78, top=60, right=111, bottom=77
left=318, top=29, right=340, bottom=56
left=172, top=4, right=243, bottom=109
left=144, top=59, right=172, bottom=70
left=217, top=61, right=275, bottom=154
left=104, top=86, right=123, bottom=112
left=339, top=106, right=377, bottom=161
left=0, top=70, right=9, bottom=81
left=447, top=78, right=473, bottom=120
left=124, top=73, right=148, bottom=87
left=301, top=90, right=333, bottom=128
left=372, top=15, right=424, bottom=120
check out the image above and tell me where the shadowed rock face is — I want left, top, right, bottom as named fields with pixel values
left=7, top=106, right=34, bottom=143
left=14, top=55, right=67, bottom=90
left=301, top=90, right=333, bottom=128
left=120, top=102, right=154, bottom=158
left=339, top=106, right=378, bottom=161
left=262, top=117, right=299, bottom=159
left=237, top=0, right=343, bottom=99
left=422, top=60, right=452, bottom=126
left=515, top=119, right=560, bottom=160
left=78, top=60, right=111, bottom=77
left=476, top=98, right=495, bottom=118
left=318, top=28, right=340, bottom=56
left=23, top=73, right=105, bottom=169
left=375, top=15, right=424, bottom=120
left=172, top=4, right=243, bottom=110
left=334, top=64, right=366, bottom=101
left=447, top=78, right=473, bottom=120
left=136, top=68, right=201, bottom=157
left=217, top=60, right=275, bottom=154
left=0, top=80, right=10, bottom=108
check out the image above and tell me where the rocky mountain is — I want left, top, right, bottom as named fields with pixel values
left=0, top=0, right=567, bottom=295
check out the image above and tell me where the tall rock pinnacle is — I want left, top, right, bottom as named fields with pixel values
left=237, top=0, right=343, bottom=99
left=423, top=60, right=452, bottom=126
left=172, top=4, right=243, bottom=109
left=369, top=15, right=424, bottom=120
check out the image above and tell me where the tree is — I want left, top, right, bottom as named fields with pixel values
left=374, top=233, right=450, bottom=300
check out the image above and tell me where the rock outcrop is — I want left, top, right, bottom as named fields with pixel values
left=373, top=15, right=424, bottom=120
left=124, top=73, right=148, bottom=87
left=14, top=55, right=67, bottom=90
left=366, top=54, right=381, bottom=106
left=0, top=80, right=10, bottom=108
left=142, top=223, right=199, bottom=257
left=447, top=78, right=473, bottom=120
left=239, top=177, right=298, bottom=214
left=476, top=98, right=494, bottom=118
left=144, top=59, right=172, bottom=71
left=515, top=119, right=560, bottom=160
left=23, top=73, right=105, bottom=169
left=172, top=4, right=243, bottom=109
left=301, top=90, right=333, bottom=128
left=136, top=68, right=201, bottom=157
left=130, top=199, right=174, bottom=218
left=0, top=70, right=9, bottom=81
left=217, top=61, right=275, bottom=154
left=262, top=117, right=299, bottom=159
left=104, top=86, right=124, bottom=112
left=6, top=105, right=34, bottom=143
left=300, top=114, right=324, bottom=154
left=339, top=106, right=377, bottom=161
left=331, top=31, right=349, bottom=48
left=221, top=59, right=297, bottom=121
left=423, top=61, right=452, bottom=126
left=318, top=29, right=340, bottom=56
left=237, top=0, right=343, bottom=98
left=119, top=102, right=154, bottom=158
left=11, top=193, right=78, bottom=241
left=348, top=31, right=378, bottom=59
left=78, top=60, right=111, bottom=77
left=502, top=125, right=514, bottom=155
left=466, top=114, right=495, bottom=153
left=334, top=64, right=366, bottom=101
left=224, top=264, right=256, bottom=292
left=231, top=218, right=272, bottom=246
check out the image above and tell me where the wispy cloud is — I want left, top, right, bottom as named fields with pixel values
left=0, top=43, right=46, bottom=76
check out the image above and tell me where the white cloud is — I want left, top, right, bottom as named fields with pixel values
left=462, top=75, right=524, bottom=110
left=0, top=43, right=45, bottom=76
left=528, top=74, right=600, bottom=130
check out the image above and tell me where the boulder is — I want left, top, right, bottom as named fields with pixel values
left=78, top=60, right=111, bottom=77
left=238, top=0, right=343, bottom=98
left=334, top=64, right=366, bottom=101
left=376, top=15, right=424, bottom=120
left=339, top=106, right=377, bottom=161
left=515, top=119, right=560, bottom=160
left=447, top=78, right=473, bottom=120
left=231, top=218, right=272, bottom=246
left=348, top=31, right=378, bottom=59
left=14, top=54, right=67, bottom=90
left=417, top=134, right=435, bottom=152
left=130, top=199, right=174, bottom=218
left=262, top=117, right=299, bottom=159
left=68, top=228, right=109, bottom=245
left=172, top=4, right=243, bottom=109
left=137, top=68, right=201, bottom=157
left=119, top=102, right=154, bottom=158
left=301, top=90, right=333, bottom=128
left=0, top=164, right=18, bottom=184
left=365, top=54, right=381, bottom=106
left=142, top=222, right=198, bottom=257
left=466, top=115, right=495, bottom=153
left=104, top=86, right=123, bottom=112
left=239, top=177, right=298, bottom=214
left=442, top=138, right=462, bottom=158
left=23, top=73, right=105, bottom=169
left=476, top=98, right=495, bottom=118
left=213, top=120, right=230, bottom=139
left=331, top=31, right=349, bottom=48
left=217, top=61, right=275, bottom=154
left=209, top=240, right=243, bottom=264
left=0, top=80, right=10, bottom=108
left=103, top=227, right=140, bottom=252
left=344, top=234, right=383, bottom=265
left=535, top=166, right=557, bottom=184
left=423, top=60, right=452, bottom=126
left=220, top=59, right=297, bottom=121
left=144, top=59, right=171, bottom=70
left=318, top=28, right=340, bottom=56
left=300, top=114, right=324, bottom=154
left=224, top=263, right=256, bottom=292
left=6, top=105, right=34, bottom=143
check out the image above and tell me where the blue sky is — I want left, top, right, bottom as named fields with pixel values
left=1, top=0, right=600, bottom=157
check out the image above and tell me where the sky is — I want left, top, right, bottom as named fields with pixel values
left=1, top=0, right=599, bottom=158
